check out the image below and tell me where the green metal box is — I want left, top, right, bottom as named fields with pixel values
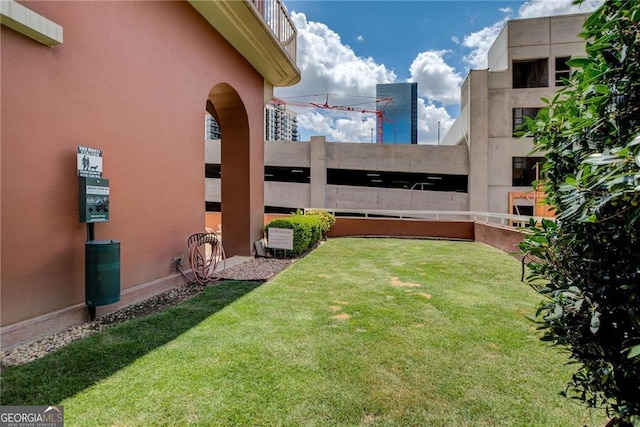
left=79, top=176, right=109, bottom=223
left=85, top=240, right=120, bottom=307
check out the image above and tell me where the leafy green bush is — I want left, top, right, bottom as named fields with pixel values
left=519, top=2, right=640, bottom=425
left=264, top=215, right=323, bottom=256
left=304, top=209, right=336, bottom=233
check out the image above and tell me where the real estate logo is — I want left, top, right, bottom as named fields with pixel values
left=0, top=406, right=64, bottom=427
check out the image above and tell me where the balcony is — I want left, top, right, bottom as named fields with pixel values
left=189, top=0, right=300, bottom=87
left=249, top=0, right=297, bottom=63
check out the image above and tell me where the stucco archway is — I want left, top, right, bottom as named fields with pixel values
left=207, top=83, right=264, bottom=256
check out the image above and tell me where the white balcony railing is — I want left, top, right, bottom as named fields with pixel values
left=249, top=0, right=297, bottom=62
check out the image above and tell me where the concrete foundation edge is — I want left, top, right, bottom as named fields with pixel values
left=1, top=272, right=188, bottom=349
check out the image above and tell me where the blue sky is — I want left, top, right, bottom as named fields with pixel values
left=273, top=0, right=603, bottom=143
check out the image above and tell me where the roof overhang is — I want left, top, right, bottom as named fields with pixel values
left=0, top=0, right=63, bottom=46
left=189, top=0, right=300, bottom=87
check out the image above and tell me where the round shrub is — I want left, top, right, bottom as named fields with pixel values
left=264, top=215, right=323, bottom=257
left=305, top=209, right=336, bottom=233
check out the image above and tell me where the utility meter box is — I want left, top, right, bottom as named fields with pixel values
left=79, top=176, right=110, bottom=223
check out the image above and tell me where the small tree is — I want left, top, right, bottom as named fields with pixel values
left=519, top=1, right=640, bottom=425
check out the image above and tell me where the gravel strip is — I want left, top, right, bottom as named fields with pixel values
left=216, top=257, right=294, bottom=281
left=1, top=256, right=294, bottom=368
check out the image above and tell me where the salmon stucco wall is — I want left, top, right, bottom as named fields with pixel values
left=1, top=1, right=265, bottom=334
left=327, top=218, right=475, bottom=240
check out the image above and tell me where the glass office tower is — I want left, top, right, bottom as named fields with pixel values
left=376, top=83, right=418, bottom=144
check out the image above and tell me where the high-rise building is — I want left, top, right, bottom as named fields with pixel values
left=205, top=102, right=299, bottom=142
left=205, top=113, right=221, bottom=140
left=376, top=83, right=418, bottom=144
left=265, top=102, right=299, bottom=141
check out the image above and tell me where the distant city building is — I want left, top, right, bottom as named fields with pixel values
left=205, top=103, right=299, bottom=142
left=205, top=113, right=221, bottom=140
left=265, top=102, right=299, bottom=141
left=376, top=83, right=418, bottom=144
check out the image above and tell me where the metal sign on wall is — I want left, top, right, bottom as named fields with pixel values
left=77, top=146, right=103, bottom=178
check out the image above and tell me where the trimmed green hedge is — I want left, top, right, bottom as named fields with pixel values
left=264, top=215, right=323, bottom=256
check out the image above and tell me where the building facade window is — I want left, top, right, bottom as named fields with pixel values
left=512, top=205, right=534, bottom=216
left=513, top=59, right=548, bottom=88
left=513, top=108, right=541, bottom=135
left=512, top=157, right=544, bottom=186
left=205, top=113, right=221, bottom=140
left=555, top=56, right=571, bottom=86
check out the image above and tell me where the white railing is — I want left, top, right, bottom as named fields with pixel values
left=249, top=0, right=297, bottom=62
left=305, top=208, right=552, bottom=229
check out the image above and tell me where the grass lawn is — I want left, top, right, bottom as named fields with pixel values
left=1, top=238, right=607, bottom=426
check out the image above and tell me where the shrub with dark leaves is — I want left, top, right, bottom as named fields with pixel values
left=519, top=1, right=640, bottom=425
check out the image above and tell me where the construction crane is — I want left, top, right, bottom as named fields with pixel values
left=270, top=94, right=393, bottom=143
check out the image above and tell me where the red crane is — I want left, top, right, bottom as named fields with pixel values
left=270, top=94, right=393, bottom=143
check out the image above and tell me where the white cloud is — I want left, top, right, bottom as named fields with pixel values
left=417, top=99, right=455, bottom=145
left=276, top=12, right=396, bottom=102
left=517, top=0, right=604, bottom=18
left=451, top=35, right=460, bottom=44
left=499, top=7, right=513, bottom=14
left=356, top=35, right=364, bottom=42
left=462, top=19, right=507, bottom=69
left=277, top=12, right=459, bottom=142
left=275, top=12, right=398, bottom=142
left=408, top=50, right=463, bottom=105
left=297, top=111, right=378, bottom=143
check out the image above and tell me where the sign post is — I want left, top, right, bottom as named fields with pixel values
left=76, top=146, right=119, bottom=320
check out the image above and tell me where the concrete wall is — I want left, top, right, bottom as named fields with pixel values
left=438, top=101, right=468, bottom=146
left=474, top=222, right=525, bottom=257
left=327, top=218, right=475, bottom=240
left=326, top=142, right=468, bottom=174
left=266, top=182, right=310, bottom=208
left=206, top=137, right=470, bottom=211
left=467, top=70, right=490, bottom=211
left=441, top=13, right=588, bottom=215
left=1, top=1, right=267, bottom=346
left=326, top=186, right=468, bottom=211
left=487, top=25, right=508, bottom=71
left=486, top=13, right=587, bottom=214
left=264, top=140, right=310, bottom=167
